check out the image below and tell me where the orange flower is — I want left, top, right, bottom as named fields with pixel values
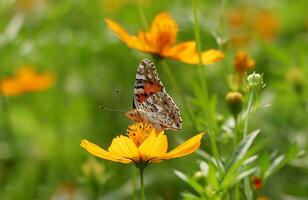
left=234, top=51, right=255, bottom=75
left=105, top=12, right=224, bottom=65
left=254, top=10, right=278, bottom=41
left=226, top=7, right=279, bottom=47
left=81, top=122, right=204, bottom=165
left=0, top=65, right=54, bottom=96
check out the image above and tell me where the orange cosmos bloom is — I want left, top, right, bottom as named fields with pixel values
left=0, top=65, right=54, bottom=96
left=81, top=122, right=204, bottom=165
left=227, top=7, right=279, bottom=47
left=234, top=51, right=255, bottom=75
left=105, top=12, right=224, bottom=65
left=254, top=10, right=278, bottom=41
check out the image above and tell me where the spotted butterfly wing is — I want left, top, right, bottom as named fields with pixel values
left=126, top=59, right=182, bottom=131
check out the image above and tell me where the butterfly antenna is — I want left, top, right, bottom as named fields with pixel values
left=99, top=105, right=127, bottom=112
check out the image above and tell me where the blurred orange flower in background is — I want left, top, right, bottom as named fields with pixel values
left=105, top=12, right=224, bottom=65
left=0, top=65, right=54, bottom=96
left=234, top=51, right=255, bottom=75
left=254, top=10, right=278, bottom=40
left=81, top=122, right=204, bottom=165
left=227, top=7, right=279, bottom=47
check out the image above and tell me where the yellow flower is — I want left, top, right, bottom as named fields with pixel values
left=0, top=65, right=54, bottom=96
left=81, top=123, right=204, bottom=166
left=234, top=51, right=255, bottom=75
left=105, top=12, right=224, bottom=65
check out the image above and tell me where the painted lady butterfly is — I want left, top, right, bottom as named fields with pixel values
left=126, top=59, right=182, bottom=131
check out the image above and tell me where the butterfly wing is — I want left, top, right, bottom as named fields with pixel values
left=133, top=59, right=164, bottom=104
left=130, top=59, right=182, bottom=131
left=137, top=91, right=182, bottom=131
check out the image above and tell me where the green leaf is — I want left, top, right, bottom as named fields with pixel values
left=243, top=155, right=258, bottom=165
left=208, top=162, right=220, bottom=190
left=174, top=170, right=188, bottom=182
left=264, top=143, right=300, bottom=179
left=264, top=155, right=285, bottom=179
left=259, top=153, right=270, bottom=178
left=220, top=129, right=260, bottom=189
left=181, top=192, right=201, bottom=200
left=175, top=170, right=204, bottom=195
left=226, top=129, right=260, bottom=171
left=237, top=167, right=258, bottom=181
left=197, top=150, right=224, bottom=172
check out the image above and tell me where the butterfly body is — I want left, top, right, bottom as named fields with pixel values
left=126, top=59, right=182, bottom=131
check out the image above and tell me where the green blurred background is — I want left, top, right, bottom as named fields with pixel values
left=0, top=0, right=307, bottom=199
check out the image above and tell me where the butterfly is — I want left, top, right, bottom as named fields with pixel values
left=126, top=59, right=182, bottom=131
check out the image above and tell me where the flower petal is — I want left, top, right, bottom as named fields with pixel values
left=108, top=135, right=140, bottom=162
left=163, top=41, right=224, bottom=64
left=105, top=18, right=143, bottom=50
left=160, top=133, right=204, bottom=160
left=148, top=12, right=178, bottom=51
left=80, top=140, right=132, bottom=163
left=1, top=66, right=54, bottom=96
left=199, top=50, right=225, bottom=65
left=138, top=130, right=168, bottom=162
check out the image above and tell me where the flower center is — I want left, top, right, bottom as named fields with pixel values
left=154, top=25, right=177, bottom=51
left=126, top=122, right=154, bottom=147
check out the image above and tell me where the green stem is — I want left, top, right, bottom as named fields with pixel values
left=160, top=60, right=196, bottom=128
left=192, top=0, right=223, bottom=175
left=234, top=184, right=240, bottom=200
left=192, top=0, right=207, bottom=93
left=233, top=116, right=238, bottom=150
left=217, top=0, right=227, bottom=49
left=138, top=0, right=149, bottom=30
left=243, top=91, right=254, bottom=139
left=139, top=167, right=145, bottom=200
left=192, top=0, right=203, bottom=57
left=243, top=91, right=254, bottom=200
left=132, top=167, right=137, bottom=200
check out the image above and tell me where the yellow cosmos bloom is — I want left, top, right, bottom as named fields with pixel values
left=105, top=12, right=224, bottom=65
left=81, top=123, right=204, bottom=165
left=234, top=51, right=255, bottom=75
left=0, top=65, right=54, bottom=96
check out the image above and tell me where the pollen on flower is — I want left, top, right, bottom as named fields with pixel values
left=126, top=122, right=154, bottom=147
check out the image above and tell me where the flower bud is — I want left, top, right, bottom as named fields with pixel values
left=82, top=158, right=105, bottom=184
left=286, top=67, right=304, bottom=94
left=234, top=51, right=255, bottom=75
left=247, top=72, right=263, bottom=90
left=225, top=91, right=243, bottom=118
